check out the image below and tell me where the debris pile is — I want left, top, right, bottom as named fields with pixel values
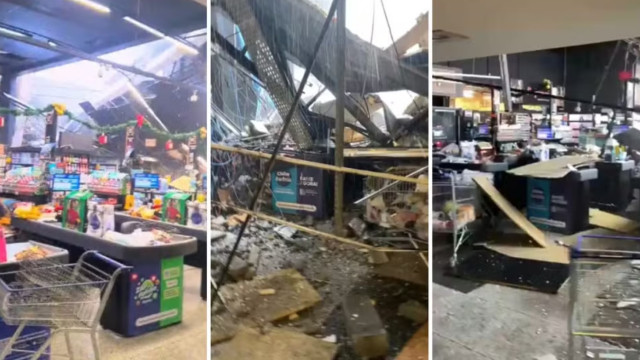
left=211, top=213, right=428, bottom=359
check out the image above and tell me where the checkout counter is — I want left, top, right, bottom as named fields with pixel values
left=10, top=217, right=197, bottom=337
left=113, top=212, right=207, bottom=300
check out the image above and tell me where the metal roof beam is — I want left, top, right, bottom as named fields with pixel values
left=0, top=30, right=205, bottom=91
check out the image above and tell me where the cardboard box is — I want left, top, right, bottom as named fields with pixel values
left=162, top=192, right=190, bottom=225
left=62, top=191, right=93, bottom=232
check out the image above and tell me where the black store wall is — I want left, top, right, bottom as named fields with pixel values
left=437, top=41, right=627, bottom=110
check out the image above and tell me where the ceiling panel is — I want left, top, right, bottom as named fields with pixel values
left=0, top=0, right=205, bottom=72
left=434, top=0, right=640, bottom=62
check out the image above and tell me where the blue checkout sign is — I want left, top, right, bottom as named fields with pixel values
left=133, top=173, right=160, bottom=190
left=52, top=174, right=80, bottom=191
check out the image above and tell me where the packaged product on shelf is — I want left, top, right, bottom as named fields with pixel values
left=62, top=190, right=92, bottom=232
left=162, top=192, right=190, bottom=225
left=0, top=228, right=7, bottom=263
left=86, top=201, right=104, bottom=237
left=187, top=201, right=206, bottom=229
left=103, top=204, right=115, bottom=233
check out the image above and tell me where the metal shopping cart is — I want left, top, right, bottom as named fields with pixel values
left=569, top=234, right=640, bottom=360
left=0, top=251, right=130, bottom=360
left=359, top=166, right=429, bottom=242
left=432, top=168, right=479, bottom=267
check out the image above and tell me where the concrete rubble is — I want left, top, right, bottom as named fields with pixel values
left=210, top=212, right=428, bottom=359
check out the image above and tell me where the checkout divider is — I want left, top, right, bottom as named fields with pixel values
left=10, top=217, right=196, bottom=337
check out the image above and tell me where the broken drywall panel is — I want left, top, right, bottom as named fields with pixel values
left=507, top=155, right=597, bottom=178
left=219, top=269, right=322, bottom=326
left=214, top=326, right=337, bottom=360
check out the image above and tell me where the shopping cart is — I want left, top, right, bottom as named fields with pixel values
left=0, top=251, right=130, bottom=360
left=569, top=234, right=640, bottom=360
left=432, top=168, right=479, bottom=267
left=358, top=166, right=429, bottom=241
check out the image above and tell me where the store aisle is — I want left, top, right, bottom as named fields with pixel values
left=51, top=265, right=207, bottom=360
left=432, top=283, right=568, bottom=359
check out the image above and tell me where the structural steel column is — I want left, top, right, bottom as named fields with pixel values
left=498, top=54, right=513, bottom=112
left=334, top=0, right=346, bottom=235
left=0, top=73, right=16, bottom=146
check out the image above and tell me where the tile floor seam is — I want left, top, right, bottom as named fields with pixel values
left=434, top=331, right=498, bottom=360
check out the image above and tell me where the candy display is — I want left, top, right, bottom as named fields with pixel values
left=162, top=192, right=190, bottom=225
left=62, top=190, right=93, bottom=232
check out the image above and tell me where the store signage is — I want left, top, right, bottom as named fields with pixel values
left=145, top=138, right=157, bottom=148
left=133, top=173, right=160, bottom=190
left=52, top=174, right=80, bottom=191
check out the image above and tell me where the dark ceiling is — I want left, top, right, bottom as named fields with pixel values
left=0, top=0, right=206, bottom=73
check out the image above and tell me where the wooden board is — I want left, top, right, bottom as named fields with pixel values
left=507, top=155, right=596, bottom=178
left=396, top=323, right=429, bottom=360
left=214, top=327, right=337, bottom=360
left=219, top=269, right=322, bottom=326
left=343, top=147, right=429, bottom=158
left=473, top=176, right=547, bottom=247
left=484, top=243, right=569, bottom=264
left=589, top=208, right=640, bottom=234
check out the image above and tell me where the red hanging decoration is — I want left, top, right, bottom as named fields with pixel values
left=98, top=133, right=107, bottom=145
left=136, top=114, right=145, bottom=128
left=619, top=71, right=633, bottom=82
left=0, top=116, right=5, bottom=128
left=165, top=139, right=173, bottom=150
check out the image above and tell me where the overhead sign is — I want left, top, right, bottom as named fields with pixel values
left=133, top=173, right=160, bottom=190
left=52, top=174, right=80, bottom=192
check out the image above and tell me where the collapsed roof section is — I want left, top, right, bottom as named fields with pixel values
left=213, top=0, right=429, bottom=148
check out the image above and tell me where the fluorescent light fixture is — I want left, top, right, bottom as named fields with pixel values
left=47, top=40, right=58, bottom=47
left=69, top=0, right=111, bottom=14
left=126, top=80, right=168, bottom=131
left=166, top=37, right=199, bottom=55
left=0, top=27, right=27, bottom=38
left=123, top=16, right=165, bottom=38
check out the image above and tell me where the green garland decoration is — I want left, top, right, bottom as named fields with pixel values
left=0, top=105, right=203, bottom=141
